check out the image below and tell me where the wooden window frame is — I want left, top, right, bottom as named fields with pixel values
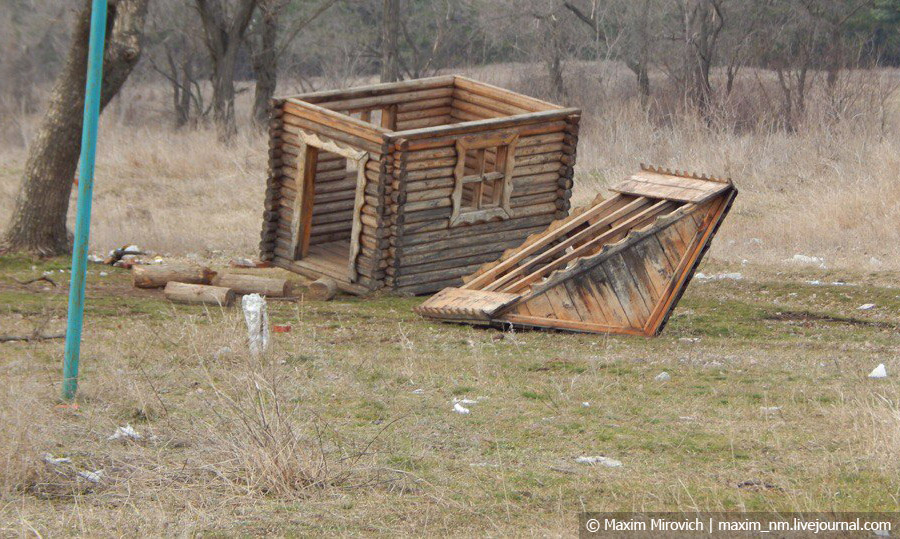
left=450, top=132, right=518, bottom=227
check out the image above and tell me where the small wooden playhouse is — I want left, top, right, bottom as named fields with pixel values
left=259, top=75, right=581, bottom=295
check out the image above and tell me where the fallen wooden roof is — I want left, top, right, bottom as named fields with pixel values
left=415, top=165, right=738, bottom=336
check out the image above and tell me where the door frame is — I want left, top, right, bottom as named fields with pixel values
left=289, top=130, right=369, bottom=282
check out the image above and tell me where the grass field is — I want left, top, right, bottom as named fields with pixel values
left=2, top=255, right=899, bottom=535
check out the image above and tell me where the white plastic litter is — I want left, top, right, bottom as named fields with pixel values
left=99, top=271, right=108, bottom=277
left=453, top=402, right=471, bottom=414
left=869, top=364, right=887, bottom=379
left=575, top=456, right=622, bottom=467
left=453, top=397, right=478, bottom=405
left=242, top=294, right=270, bottom=356
left=87, top=254, right=104, bottom=263
left=412, top=389, right=424, bottom=394
left=858, top=303, right=876, bottom=311
left=788, top=254, right=826, bottom=268
left=582, top=402, right=590, bottom=407
left=42, top=453, right=71, bottom=465
left=108, top=424, right=142, bottom=441
left=77, top=470, right=104, bottom=483
left=696, top=272, right=743, bottom=281
left=123, top=245, right=141, bottom=254
left=655, top=371, right=671, bottom=382
left=760, top=406, right=782, bottom=415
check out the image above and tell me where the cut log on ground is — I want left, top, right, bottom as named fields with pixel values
left=163, top=282, right=234, bottom=306
left=133, top=264, right=216, bottom=289
left=308, top=277, right=337, bottom=301
left=212, top=273, right=291, bottom=297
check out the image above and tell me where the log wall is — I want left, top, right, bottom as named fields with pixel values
left=260, top=76, right=580, bottom=296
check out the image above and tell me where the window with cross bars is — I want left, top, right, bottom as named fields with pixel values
left=450, top=133, right=518, bottom=226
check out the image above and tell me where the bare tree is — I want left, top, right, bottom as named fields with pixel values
left=194, top=0, right=258, bottom=142
left=1, top=0, right=150, bottom=256
left=247, top=0, right=338, bottom=126
left=381, top=0, right=401, bottom=82
left=679, top=0, right=724, bottom=114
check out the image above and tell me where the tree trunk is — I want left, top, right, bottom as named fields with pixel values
left=0, top=0, right=149, bottom=256
left=251, top=5, right=278, bottom=127
left=381, top=0, right=400, bottom=82
left=196, top=0, right=258, bottom=143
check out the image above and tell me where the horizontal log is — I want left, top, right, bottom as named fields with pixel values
left=453, top=76, right=560, bottom=112
left=284, top=100, right=386, bottom=142
left=395, top=261, right=489, bottom=287
left=282, top=116, right=384, bottom=155
left=451, top=99, right=505, bottom=120
left=290, top=75, right=454, bottom=104
left=213, top=273, right=291, bottom=297
left=402, top=120, right=569, bottom=151
left=396, top=225, right=546, bottom=258
left=395, top=115, right=451, bottom=130
left=397, top=106, right=453, bottom=121
left=397, top=96, right=454, bottom=112
left=395, top=214, right=555, bottom=247
left=315, top=87, right=453, bottom=113
left=164, top=282, right=234, bottom=307
left=133, top=264, right=215, bottom=289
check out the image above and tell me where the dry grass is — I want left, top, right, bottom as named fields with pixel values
left=2, top=258, right=900, bottom=535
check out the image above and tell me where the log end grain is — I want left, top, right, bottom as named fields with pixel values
left=308, top=277, right=338, bottom=301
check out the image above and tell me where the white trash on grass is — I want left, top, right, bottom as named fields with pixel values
left=453, top=402, right=471, bottom=414
left=695, top=272, right=743, bottom=281
left=42, top=454, right=71, bottom=465
left=108, top=424, right=142, bottom=441
left=655, top=371, right=671, bottom=382
left=788, top=254, right=827, bottom=268
left=575, top=456, right=622, bottom=467
left=858, top=303, right=876, bottom=311
left=869, top=364, right=887, bottom=379
left=242, top=294, right=270, bottom=356
left=77, top=470, right=104, bottom=483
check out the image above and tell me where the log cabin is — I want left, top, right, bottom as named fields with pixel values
left=259, top=75, right=581, bottom=295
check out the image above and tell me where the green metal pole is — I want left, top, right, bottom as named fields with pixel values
left=62, top=0, right=108, bottom=401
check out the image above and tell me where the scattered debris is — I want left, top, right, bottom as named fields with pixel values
left=582, top=402, right=590, bottom=407
left=0, top=333, right=65, bottom=343
left=760, top=406, right=782, bottom=415
left=412, top=389, right=424, bottom=395
left=453, top=402, right=471, bottom=414
left=655, top=371, right=671, bottom=382
left=99, top=271, right=108, bottom=277
left=77, top=469, right=104, bottom=483
left=857, top=303, right=876, bottom=311
left=679, top=337, right=700, bottom=344
left=230, top=258, right=256, bottom=268
left=806, top=280, right=854, bottom=287
left=695, top=272, right=743, bottom=281
left=273, top=324, right=292, bottom=333
left=737, top=479, right=781, bottom=491
left=108, top=424, right=142, bottom=441
left=13, top=275, right=57, bottom=287
left=242, top=294, right=270, bottom=356
left=42, top=454, right=72, bottom=466
left=788, top=254, right=826, bottom=269
left=869, top=364, right=887, bottom=379
left=453, top=397, right=478, bottom=405
left=88, top=254, right=105, bottom=263
left=575, top=456, right=622, bottom=467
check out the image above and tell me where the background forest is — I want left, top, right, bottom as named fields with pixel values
left=2, top=0, right=900, bottom=266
